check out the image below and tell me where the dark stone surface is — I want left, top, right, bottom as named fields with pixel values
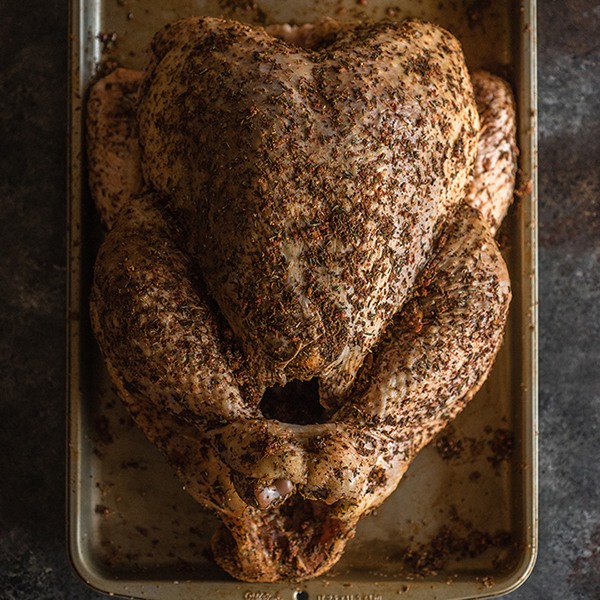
left=1, top=0, right=599, bottom=598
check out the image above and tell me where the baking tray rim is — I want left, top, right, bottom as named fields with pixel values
left=66, top=0, right=539, bottom=597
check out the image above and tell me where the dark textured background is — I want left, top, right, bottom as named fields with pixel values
left=1, top=1, right=599, bottom=598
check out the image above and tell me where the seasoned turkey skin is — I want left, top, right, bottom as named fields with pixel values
left=137, top=17, right=479, bottom=399
left=86, top=68, right=143, bottom=229
left=465, top=69, right=518, bottom=234
left=88, top=15, right=516, bottom=583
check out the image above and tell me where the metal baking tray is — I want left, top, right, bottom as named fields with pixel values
left=67, top=0, right=538, bottom=598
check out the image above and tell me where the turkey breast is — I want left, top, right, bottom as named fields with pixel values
left=136, top=17, right=479, bottom=400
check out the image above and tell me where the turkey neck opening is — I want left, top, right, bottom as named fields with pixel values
left=260, top=378, right=329, bottom=424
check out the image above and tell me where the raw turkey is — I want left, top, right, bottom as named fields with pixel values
left=87, top=15, right=516, bottom=582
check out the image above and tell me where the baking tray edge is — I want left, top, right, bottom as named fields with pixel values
left=66, top=0, right=539, bottom=597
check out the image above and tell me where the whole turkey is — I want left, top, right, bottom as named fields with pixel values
left=88, top=15, right=516, bottom=582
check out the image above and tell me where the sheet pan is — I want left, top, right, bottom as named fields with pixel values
left=67, top=1, right=538, bottom=597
